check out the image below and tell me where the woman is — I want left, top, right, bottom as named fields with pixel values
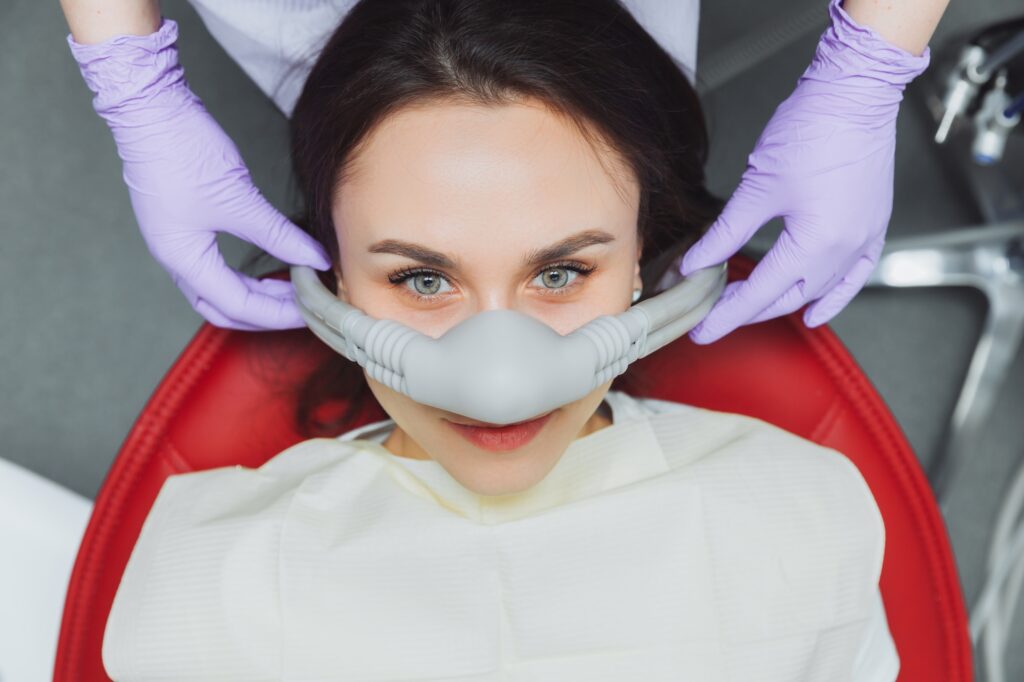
left=100, top=1, right=898, bottom=679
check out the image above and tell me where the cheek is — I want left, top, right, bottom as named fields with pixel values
left=543, top=276, right=635, bottom=336
left=364, top=374, right=414, bottom=416
left=364, top=373, right=446, bottom=435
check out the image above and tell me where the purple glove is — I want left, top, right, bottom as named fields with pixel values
left=680, top=0, right=931, bottom=344
left=67, top=19, right=331, bottom=331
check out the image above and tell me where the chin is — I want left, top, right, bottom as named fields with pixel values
left=451, top=467, right=547, bottom=497
left=435, top=433, right=568, bottom=497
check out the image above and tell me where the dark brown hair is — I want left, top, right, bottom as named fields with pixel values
left=285, top=0, right=723, bottom=437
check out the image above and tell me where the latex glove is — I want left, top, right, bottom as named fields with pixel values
left=680, top=0, right=931, bottom=344
left=67, top=18, right=331, bottom=331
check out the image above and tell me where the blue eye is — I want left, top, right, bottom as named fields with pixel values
left=537, top=267, right=576, bottom=290
left=387, top=261, right=597, bottom=302
left=407, top=271, right=451, bottom=297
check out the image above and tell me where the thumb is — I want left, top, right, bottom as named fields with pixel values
left=230, top=193, right=332, bottom=270
left=681, top=178, right=775, bottom=276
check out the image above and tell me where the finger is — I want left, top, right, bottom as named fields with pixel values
left=180, top=258, right=302, bottom=315
left=746, top=280, right=810, bottom=325
left=688, top=230, right=805, bottom=344
left=242, top=275, right=311, bottom=329
left=173, top=239, right=309, bottom=330
left=235, top=278, right=308, bottom=330
left=193, top=299, right=269, bottom=331
left=745, top=268, right=844, bottom=325
left=803, top=250, right=881, bottom=328
left=686, top=281, right=742, bottom=345
left=174, top=277, right=267, bottom=331
left=189, top=282, right=307, bottom=331
left=680, top=177, right=775, bottom=276
left=227, top=192, right=332, bottom=270
left=247, top=276, right=297, bottom=298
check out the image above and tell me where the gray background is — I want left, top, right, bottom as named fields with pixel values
left=2, top=0, right=1022, bottom=678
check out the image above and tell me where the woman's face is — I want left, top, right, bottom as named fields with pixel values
left=330, top=96, right=642, bottom=496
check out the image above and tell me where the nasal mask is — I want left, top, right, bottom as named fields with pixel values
left=290, top=262, right=727, bottom=426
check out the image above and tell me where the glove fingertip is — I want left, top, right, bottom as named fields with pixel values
left=253, top=210, right=332, bottom=270
left=681, top=226, right=746, bottom=275
left=303, top=246, right=332, bottom=271
left=680, top=249, right=708, bottom=277
left=688, top=311, right=730, bottom=344
left=803, top=303, right=834, bottom=328
left=688, top=323, right=722, bottom=345
left=687, top=328, right=712, bottom=345
left=271, top=298, right=311, bottom=330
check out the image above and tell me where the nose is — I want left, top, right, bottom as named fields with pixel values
left=439, top=293, right=554, bottom=342
left=462, top=288, right=537, bottom=320
left=476, top=288, right=521, bottom=313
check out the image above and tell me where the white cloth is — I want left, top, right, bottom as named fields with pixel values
left=0, top=457, right=93, bottom=682
left=184, top=0, right=701, bottom=116
left=103, top=390, right=899, bottom=680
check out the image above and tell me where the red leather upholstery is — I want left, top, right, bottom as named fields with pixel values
left=55, top=257, right=972, bottom=681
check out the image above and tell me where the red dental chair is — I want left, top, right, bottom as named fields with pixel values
left=54, top=257, right=973, bottom=681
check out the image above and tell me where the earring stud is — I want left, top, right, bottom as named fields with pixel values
left=631, top=287, right=642, bottom=303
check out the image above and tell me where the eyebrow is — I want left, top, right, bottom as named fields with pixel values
left=367, top=229, right=617, bottom=270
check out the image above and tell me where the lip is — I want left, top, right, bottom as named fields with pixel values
left=444, top=411, right=554, bottom=452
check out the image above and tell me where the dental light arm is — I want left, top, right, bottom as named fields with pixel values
left=291, top=263, right=727, bottom=425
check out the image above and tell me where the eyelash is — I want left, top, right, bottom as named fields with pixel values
left=386, top=260, right=597, bottom=303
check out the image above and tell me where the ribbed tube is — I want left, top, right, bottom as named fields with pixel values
left=351, top=317, right=421, bottom=393
left=574, top=312, right=647, bottom=385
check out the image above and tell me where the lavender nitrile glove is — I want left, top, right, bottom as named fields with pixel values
left=67, top=19, right=331, bottom=331
left=680, top=0, right=931, bottom=344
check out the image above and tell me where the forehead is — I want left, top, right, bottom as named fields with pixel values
left=331, top=97, right=640, bottom=251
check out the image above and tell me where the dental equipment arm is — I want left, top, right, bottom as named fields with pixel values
left=680, top=0, right=939, bottom=344
left=63, top=15, right=331, bottom=331
left=291, top=263, right=727, bottom=426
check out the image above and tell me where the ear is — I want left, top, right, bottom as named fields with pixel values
left=633, top=237, right=643, bottom=292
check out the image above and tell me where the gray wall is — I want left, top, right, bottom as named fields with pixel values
left=3, top=0, right=1023, bottom=676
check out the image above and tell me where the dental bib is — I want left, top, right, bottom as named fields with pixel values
left=102, top=390, right=898, bottom=681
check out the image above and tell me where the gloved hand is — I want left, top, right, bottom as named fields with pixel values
left=67, top=18, right=331, bottom=331
left=680, top=0, right=931, bottom=344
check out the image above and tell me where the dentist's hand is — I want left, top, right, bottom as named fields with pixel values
left=680, top=0, right=930, bottom=344
left=67, top=18, right=331, bottom=331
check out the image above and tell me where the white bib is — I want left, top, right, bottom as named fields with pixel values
left=103, top=390, right=898, bottom=680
